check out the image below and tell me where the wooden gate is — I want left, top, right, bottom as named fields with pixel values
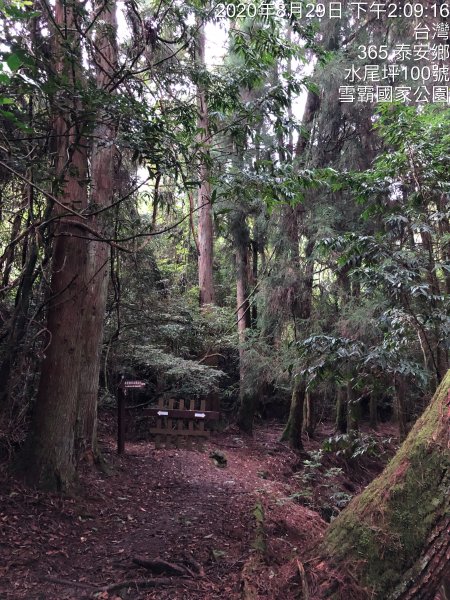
left=143, top=398, right=220, bottom=449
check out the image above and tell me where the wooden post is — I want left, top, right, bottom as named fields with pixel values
left=117, top=384, right=126, bottom=454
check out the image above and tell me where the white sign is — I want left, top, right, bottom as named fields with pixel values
left=194, top=412, right=206, bottom=418
left=124, top=380, right=146, bottom=388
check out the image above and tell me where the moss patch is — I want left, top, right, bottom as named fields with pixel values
left=323, top=371, right=450, bottom=598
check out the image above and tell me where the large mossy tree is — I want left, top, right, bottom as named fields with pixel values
left=320, top=369, right=450, bottom=599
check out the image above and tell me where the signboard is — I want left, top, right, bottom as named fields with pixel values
left=123, top=380, right=146, bottom=389
left=144, top=408, right=219, bottom=420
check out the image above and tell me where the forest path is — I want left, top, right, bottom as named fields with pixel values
left=0, top=423, right=326, bottom=600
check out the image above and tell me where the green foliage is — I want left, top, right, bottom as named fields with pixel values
left=285, top=450, right=355, bottom=520
left=130, top=343, right=223, bottom=398
left=0, top=0, right=39, bottom=20
left=297, top=449, right=324, bottom=482
left=294, top=104, right=450, bottom=407
left=322, top=432, right=381, bottom=460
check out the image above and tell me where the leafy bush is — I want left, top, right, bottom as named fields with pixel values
left=322, top=432, right=380, bottom=459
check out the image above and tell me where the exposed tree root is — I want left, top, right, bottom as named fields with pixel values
left=296, top=559, right=310, bottom=600
left=96, top=577, right=175, bottom=593
left=182, top=551, right=205, bottom=577
left=131, top=556, right=187, bottom=576
left=41, top=576, right=97, bottom=590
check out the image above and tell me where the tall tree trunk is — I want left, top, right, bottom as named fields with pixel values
left=320, top=370, right=450, bottom=600
left=420, top=227, right=447, bottom=381
left=295, top=88, right=320, bottom=158
left=250, top=238, right=258, bottom=326
left=282, top=222, right=314, bottom=448
left=394, top=374, right=408, bottom=442
left=196, top=22, right=214, bottom=307
left=347, top=379, right=360, bottom=432
left=303, top=391, right=316, bottom=437
left=279, top=38, right=322, bottom=448
left=335, top=386, right=347, bottom=433
left=369, top=393, right=378, bottom=429
left=1, top=187, right=27, bottom=291
left=236, top=216, right=251, bottom=345
left=235, top=213, right=255, bottom=434
left=75, top=0, right=118, bottom=463
left=24, top=0, right=88, bottom=490
left=281, top=378, right=306, bottom=451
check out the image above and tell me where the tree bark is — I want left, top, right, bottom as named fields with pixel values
left=196, top=21, right=214, bottom=307
left=281, top=238, right=314, bottom=446
left=278, top=59, right=320, bottom=448
left=281, top=378, right=306, bottom=451
left=75, top=0, right=118, bottom=463
left=320, top=370, right=450, bottom=600
left=235, top=213, right=255, bottom=434
left=335, top=386, right=347, bottom=434
left=235, top=215, right=252, bottom=344
left=24, top=0, right=89, bottom=489
left=250, top=238, right=258, bottom=327
left=1, top=188, right=27, bottom=291
left=394, top=374, right=408, bottom=442
left=295, top=89, right=320, bottom=158
left=369, top=393, right=378, bottom=429
left=422, top=228, right=448, bottom=381
left=303, top=391, right=316, bottom=438
left=347, top=380, right=360, bottom=432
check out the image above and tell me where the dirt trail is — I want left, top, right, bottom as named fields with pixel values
left=0, top=424, right=327, bottom=600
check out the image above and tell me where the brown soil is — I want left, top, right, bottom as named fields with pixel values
left=0, top=418, right=398, bottom=600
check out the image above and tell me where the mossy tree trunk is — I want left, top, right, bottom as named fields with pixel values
left=281, top=378, right=306, bottom=451
left=321, top=370, right=450, bottom=600
left=346, top=380, right=360, bottom=432
left=237, top=390, right=256, bottom=435
left=303, top=391, right=315, bottom=438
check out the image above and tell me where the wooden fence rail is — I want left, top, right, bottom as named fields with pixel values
left=117, top=380, right=219, bottom=453
left=144, top=398, right=220, bottom=449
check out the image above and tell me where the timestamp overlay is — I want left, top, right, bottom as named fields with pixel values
left=213, top=1, right=450, bottom=105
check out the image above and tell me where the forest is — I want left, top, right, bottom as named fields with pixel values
left=0, top=0, right=449, bottom=598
